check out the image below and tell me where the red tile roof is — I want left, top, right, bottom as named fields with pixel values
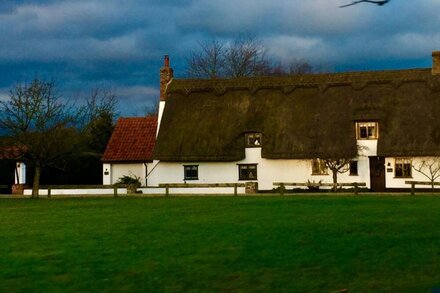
left=102, top=116, right=157, bottom=162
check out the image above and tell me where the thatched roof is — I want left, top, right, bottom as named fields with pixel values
left=154, top=68, right=440, bottom=161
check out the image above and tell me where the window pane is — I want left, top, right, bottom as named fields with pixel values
left=246, top=133, right=262, bottom=147
left=360, top=127, right=367, bottom=138
left=184, top=165, right=198, bottom=180
left=403, top=163, right=412, bottom=177
left=350, top=161, right=358, bottom=175
left=395, top=163, right=403, bottom=177
left=239, top=164, right=257, bottom=180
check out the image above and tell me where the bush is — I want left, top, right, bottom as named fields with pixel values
left=116, top=175, right=141, bottom=185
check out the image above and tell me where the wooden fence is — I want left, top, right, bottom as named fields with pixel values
left=273, top=182, right=367, bottom=195
left=31, top=185, right=129, bottom=197
left=158, top=183, right=246, bottom=196
left=405, top=181, right=440, bottom=195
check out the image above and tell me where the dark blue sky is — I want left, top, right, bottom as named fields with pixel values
left=1, top=0, right=439, bottom=116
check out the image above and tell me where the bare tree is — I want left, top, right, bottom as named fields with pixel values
left=223, top=36, right=271, bottom=77
left=80, top=88, right=118, bottom=154
left=186, top=36, right=313, bottom=78
left=340, top=0, right=390, bottom=8
left=412, top=158, right=440, bottom=190
left=0, top=79, right=80, bottom=198
left=324, top=159, right=351, bottom=191
left=187, top=40, right=225, bottom=78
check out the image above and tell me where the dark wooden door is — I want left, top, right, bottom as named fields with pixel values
left=369, top=156, right=386, bottom=192
left=0, top=160, right=15, bottom=194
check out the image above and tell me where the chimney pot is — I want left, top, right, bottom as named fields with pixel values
left=160, top=55, right=173, bottom=101
left=432, top=51, right=440, bottom=75
left=164, top=55, right=170, bottom=68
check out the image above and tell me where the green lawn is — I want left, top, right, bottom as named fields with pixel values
left=1, top=196, right=440, bottom=292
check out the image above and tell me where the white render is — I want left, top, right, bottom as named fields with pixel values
left=103, top=163, right=149, bottom=186
left=157, top=101, right=166, bottom=137
left=14, top=162, right=26, bottom=184
left=385, top=157, right=440, bottom=189
left=23, top=188, right=128, bottom=196
left=146, top=144, right=375, bottom=191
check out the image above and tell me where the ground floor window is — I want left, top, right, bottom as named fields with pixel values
left=238, top=164, right=257, bottom=180
left=395, top=158, right=412, bottom=178
left=311, top=159, right=328, bottom=175
left=184, top=165, right=198, bottom=180
left=349, top=161, right=358, bottom=176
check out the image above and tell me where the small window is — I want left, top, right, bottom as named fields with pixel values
left=395, top=159, right=412, bottom=178
left=356, top=122, right=379, bottom=140
left=245, top=133, right=262, bottom=147
left=349, top=161, right=358, bottom=176
left=184, top=165, right=198, bottom=180
left=312, top=159, right=328, bottom=175
left=238, top=164, right=258, bottom=180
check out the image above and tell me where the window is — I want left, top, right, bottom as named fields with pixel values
left=238, top=164, right=258, bottom=180
left=245, top=133, right=262, bottom=147
left=395, top=158, right=412, bottom=178
left=312, top=159, right=328, bottom=175
left=356, top=122, right=379, bottom=140
left=184, top=165, right=198, bottom=180
left=349, top=161, right=358, bottom=176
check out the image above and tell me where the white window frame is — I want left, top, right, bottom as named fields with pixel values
left=356, top=122, right=379, bottom=140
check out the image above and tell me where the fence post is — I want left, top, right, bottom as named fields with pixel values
left=165, top=185, right=169, bottom=196
left=280, top=183, right=285, bottom=196
left=234, top=184, right=238, bottom=196
left=113, top=186, right=118, bottom=197
left=411, top=183, right=415, bottom=196
left=47, top=187, right=51, bottom=198
left=354, top=183, right=358, bottom=195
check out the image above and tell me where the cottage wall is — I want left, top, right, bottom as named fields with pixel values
left=103, top=163, right=149, bottom=186
left=147, top=147, right=374, bottom=191
left=385, top=157, right=440, bottom=189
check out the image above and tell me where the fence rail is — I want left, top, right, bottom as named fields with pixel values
left=273, top=182, right=367, bottom=195
left=158, top=183, right=246, bottom=196
left=405, top=181, right=440, bottom=195
left=28, top=184, right=131, bottom=197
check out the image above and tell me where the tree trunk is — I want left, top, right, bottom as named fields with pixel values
left=432, top=180, right=435, bottom=191
left=32, top=164, right=41, bottom=198
left=332, top=169, right=338, bottom=192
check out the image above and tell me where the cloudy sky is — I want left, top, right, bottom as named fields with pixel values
left=1, top=0, right=440, bottom=115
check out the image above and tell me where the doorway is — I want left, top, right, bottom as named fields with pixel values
left=369, top=156, right=386, bottom=192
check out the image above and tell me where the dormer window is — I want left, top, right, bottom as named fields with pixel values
left=245, top=133, right=262, bottom=147
left=356, top=122, right=379, bottom=140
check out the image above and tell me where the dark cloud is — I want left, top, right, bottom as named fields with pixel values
left=0, top=0, right=439, bottom=115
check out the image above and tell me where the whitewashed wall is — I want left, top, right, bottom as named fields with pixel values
left=147, top=146, right=374, bottom=191
left=102, top=163, right=149, bottom=186
left=15, top=162, right=26, bottom=184
left=385, top=157, right=440, bottom=189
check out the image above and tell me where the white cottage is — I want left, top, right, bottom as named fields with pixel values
left=105, top=52, right=440, bottom=193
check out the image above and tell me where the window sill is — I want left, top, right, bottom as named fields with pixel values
left=394, top=177, right=412, bottom=179
left=356, top=138, right=378, bottom=141
left=184, top=178, right=199, bottom=181
left=349, top=174, right=359, bottom=176
left=239, top=179, right=258, bottom=181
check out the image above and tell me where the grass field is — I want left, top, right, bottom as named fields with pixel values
left=1, top=196, right=440, bottom=292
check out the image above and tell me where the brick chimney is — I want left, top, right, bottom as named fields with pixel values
left=433, top=51, right=440, bottom=75
left=160, top=55, right=174, bottom=101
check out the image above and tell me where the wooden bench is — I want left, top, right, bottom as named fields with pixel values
left=273, top=182, right=367, bottom=195
left=405, top=181, right=440, bottom=195
left=158, top=183, right=246, bottom=196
